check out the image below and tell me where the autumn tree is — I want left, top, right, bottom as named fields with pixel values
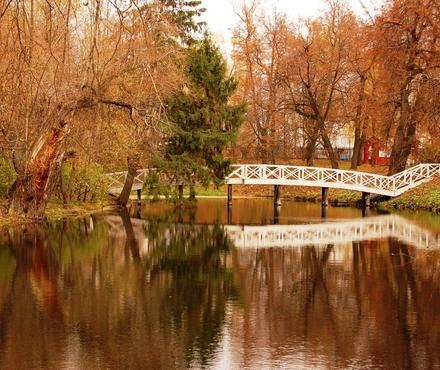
left=233, top=0, right=360, bottom=168
left=233, top=3, right=295, bottom=162
left=0, top=0, right=184, bottom=217
left=341, top=19, right=375, bottom=170
left=280, top=1, right=357, bottom=169
left=373, top=0, right=440, bottom=174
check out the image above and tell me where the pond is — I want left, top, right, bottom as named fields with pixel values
left=0, top=199, right=439, bottom=369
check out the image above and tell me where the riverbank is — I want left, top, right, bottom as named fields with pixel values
left=1, top=161, right=439, bottom=226
left=218, top=180, right=440, bottom=213
left=382, top=177, right=440, bottom=213
left=0, top=201, right=109, bottom=227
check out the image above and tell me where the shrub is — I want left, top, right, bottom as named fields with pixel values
left=0, top=155, right=16, bottom=196
left=59, top=161, right=108, bottom=203
left=144, top=172, right=171, bottom=201
left=417, top=141, right=440, bottom=163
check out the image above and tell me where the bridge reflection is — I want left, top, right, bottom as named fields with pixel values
left=225, top=215, right=440, bottom=250
left=104, top=213, right=440, bottom=250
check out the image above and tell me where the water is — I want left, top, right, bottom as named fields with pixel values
left=0, top=199, right=439, bottom=369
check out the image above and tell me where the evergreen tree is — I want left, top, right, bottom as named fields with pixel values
left=157, top=36, right=245, bottom=191
left=159, top=0, right=206, bottom=44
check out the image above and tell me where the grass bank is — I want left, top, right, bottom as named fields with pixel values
left=45, top=201, right=109, bottom=219
left=381, top=178, right=440, bottom=213
left=0, top=200, right=109, bottom=228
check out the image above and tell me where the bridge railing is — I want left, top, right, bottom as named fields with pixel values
left=104, top=163, right=440, bottom=196
left=105, top=169, right=151, bottom=193
left=392, top=163, right=440, bottom=192
left=226, top=163, right=440, bottom=196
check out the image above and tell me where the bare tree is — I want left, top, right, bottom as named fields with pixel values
left=0, top=0, right=184, bottom=216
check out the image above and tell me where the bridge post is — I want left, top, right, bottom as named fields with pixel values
left=227, top=184, right=233, bottom=207
left=273, top=205, right=280, bottom=224
left=274, top=185, right=281, bottom=206
left=362, top=192, right=371, bottom=208
left=136, top=189, right=142, bottom=202
left=227, top=205, right=233, bottom=224
left=178, top=184, right=184, bottom=200
left=322, top=187, right=329, bottom=207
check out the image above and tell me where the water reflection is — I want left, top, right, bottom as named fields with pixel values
left=231, top=239, right=440, bottom=369
left=0, top=214, right=237, bottom=369
left=226, top=215, right=440, bottom=249
left=0, top=200, right=439, bottom=369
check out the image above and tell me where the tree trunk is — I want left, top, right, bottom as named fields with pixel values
left=304, top=137, right=317, bottom=166
left=60, top=169, right=71, bottom=205
left=8, top=127, right=68, bottom=218
left=388, top=119, right=416, bottom=175
left=59, top=158, right=75, bottom=205
left=351, top=76, right=366, bottom=170
left=304, top=119, right=319, bottom=166
left=320, top=129, right=339, bottom=169
left=357, top=133, right=365, bottom=166
left=117, top=155, right=140, bottom=207
left=189, top=185, right=196, bottom=202
left=388, top=79, right=416, bottom=175
left=351, top=132, right=362, bottom=170
left=257, top=131, right=270, bottom=164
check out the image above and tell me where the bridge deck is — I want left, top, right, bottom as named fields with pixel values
left=105, top=163, right=440, bottom=197
left=226, top=164, right=440, bottom=196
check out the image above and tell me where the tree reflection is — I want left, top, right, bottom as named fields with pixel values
left=137, top=214, right=237, bottom=367
left=0, top=214, right=439, bottom=369
left=231, top=239, right=440, bottom=368
left=0, top=213, right=236, bottom=369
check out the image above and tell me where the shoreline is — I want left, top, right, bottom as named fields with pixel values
left=181, top=177, right=440, bottom=214
left=0, top=201, right=109, bottom=228
left=1, top=176, right=439, bottom=227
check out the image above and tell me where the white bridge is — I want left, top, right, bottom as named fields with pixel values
left=105, top=163, right=440, bottom=197
left=226, top=163, right=440, bottom=196
left=105, top=169, right=150, bottom=194
left=103, top=215, right=440, bottom=250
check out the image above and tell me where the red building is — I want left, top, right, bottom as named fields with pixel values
left=363, top=137, right=390, bottom=165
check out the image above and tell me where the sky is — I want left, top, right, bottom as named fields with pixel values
left=200, top=0, right=382, bottom=56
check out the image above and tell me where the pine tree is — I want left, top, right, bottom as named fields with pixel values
left=159, top=0, right=206, bottom=44
left=158, top=36, right=245, bottom=191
